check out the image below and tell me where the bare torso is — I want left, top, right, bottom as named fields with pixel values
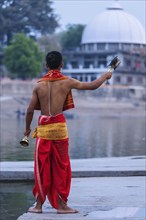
left=25, top=71, right=111, bottom=135
left=36, top=79, right=71, bottom=116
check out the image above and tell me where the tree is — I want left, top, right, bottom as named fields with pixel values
left=60, top=24, right=85, bottom=50
left=0, top=0, right=59, bottom=45
left=4, top=33, right=44, bottom=79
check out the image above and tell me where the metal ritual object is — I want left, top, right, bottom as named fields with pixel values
left=20, top=136, right=29, bottom=147
left=106, top=56, right=121, bottom=84
left=108, top=56, right=121, bottom=72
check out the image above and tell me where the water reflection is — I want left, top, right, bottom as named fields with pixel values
left=68, top=114, right=145, bottom=158
left=0, top=113, right=145, bottom=161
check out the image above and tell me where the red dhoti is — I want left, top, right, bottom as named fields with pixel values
left=32, top=113, right=71, bottom=209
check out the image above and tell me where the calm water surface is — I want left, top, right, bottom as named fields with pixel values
left=0, top=112, right=145, bottom=161
left=0, top=182, right=34, bottom=220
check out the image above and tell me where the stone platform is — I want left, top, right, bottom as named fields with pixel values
left=0, top=156, right=145, bottom=220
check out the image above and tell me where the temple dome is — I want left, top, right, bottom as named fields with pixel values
left=81, top=2, right=146, bottom=45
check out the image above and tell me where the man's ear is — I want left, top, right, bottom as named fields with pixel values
left=46, top=63, right=48, bottom=68
left=60, top=62, right=63, bottom=68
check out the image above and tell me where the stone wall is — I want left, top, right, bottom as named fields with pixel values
left=1, top=78, right=36, bottom=96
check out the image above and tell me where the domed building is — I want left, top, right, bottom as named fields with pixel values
left=63, top=1, right=146, bottom=86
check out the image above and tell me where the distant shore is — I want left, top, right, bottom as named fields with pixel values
left=1, top=78, right=145, bottom=118
left=0, top=92, right=145, bottom=118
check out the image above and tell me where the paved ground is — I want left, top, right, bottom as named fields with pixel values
left=17, top=176, right=145, bottom=220
left=0, top=156, right=145, bottom=220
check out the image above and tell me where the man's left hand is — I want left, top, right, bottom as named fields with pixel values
left=24, top=128, right=31, bottom=137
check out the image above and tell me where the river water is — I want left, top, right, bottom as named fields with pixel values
left=0, top=112, right=145, bottom=161
left=0, top=111, right=145, bottom=220
left=0, top=182, right=34, bottom=220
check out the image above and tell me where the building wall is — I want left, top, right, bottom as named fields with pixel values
left=63, top=43, right=146, bottom=86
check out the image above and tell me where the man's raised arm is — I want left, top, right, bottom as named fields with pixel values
left=69, top=72, right=112, bottom=90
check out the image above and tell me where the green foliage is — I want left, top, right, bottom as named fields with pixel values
left=0, top=0, right=59, bottom=45
left=60, top=24, right=85, bottom=50
left=4, top=33, right=44, bottom=79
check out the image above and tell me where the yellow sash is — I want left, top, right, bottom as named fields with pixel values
left=32, top=122, right=68, bottom=140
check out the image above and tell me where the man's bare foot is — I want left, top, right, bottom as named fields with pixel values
left=28, top=196, right=42, bottom=213
left=57, top=205, right=78, bottom=214
left=28, top=207, right=42, bottom=213
left=57, top=196, right=78, bottom=214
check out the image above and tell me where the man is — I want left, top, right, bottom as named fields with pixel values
left=23, top=51, right=119, bottom=214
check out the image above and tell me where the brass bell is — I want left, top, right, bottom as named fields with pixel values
left=20, top=136, right=29, bottom=147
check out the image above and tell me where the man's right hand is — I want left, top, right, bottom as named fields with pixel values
left=106, top=72, right=112, bottom=80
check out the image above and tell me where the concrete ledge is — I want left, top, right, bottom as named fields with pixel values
left=0, top=156, right=145, bottom=181
left=0, top=171, right=34, bottom=181
left=0, top=170, right=146, bottom=182
left=72, top=170, right=146, bottom=178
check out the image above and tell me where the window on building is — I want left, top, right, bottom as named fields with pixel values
left=85, top=54, right=92, bottom=59
left=97, top=43, right=106, bottom=50
left=122, top=43, right=131, bottom=51
left=130, top=44, right=141, bottom=54
left=85, top=76, right=88, bottom=82
left=127, top=76, right=133, bottom=84
left=133, top=44, right=140, bottom=50
left=80, top=76, right=84, bottom=82
left=115, top=76, right=121, bottom=83
left=125, top=59, right=131, bottom=67
left=84, top=61, right=92, bottom=68
left=81, top=44, right=86, bottom=51
left=91, top=76, right=96, bottom=81
left=135, top=60, right=141, bottom=69
left=98, top=56, right=107, bottom=67
left=137, top=77, right=143, bottom=84
left=87, top=43, right=94, bottom=51
left=108, top=43, right=119, bottom=51
left=71, top=61, right=78, bottom=69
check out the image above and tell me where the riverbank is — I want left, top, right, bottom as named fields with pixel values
left=0, top=92, right=145, bottom=118
left=0, top=156, right=145, bottom=220
left=1, top=78, right=145, bottom=118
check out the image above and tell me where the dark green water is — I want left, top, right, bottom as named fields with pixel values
left=0, top=182, right=34, bottom=220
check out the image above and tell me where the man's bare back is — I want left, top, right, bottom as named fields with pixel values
left=36, top=79, right=71, bottom=116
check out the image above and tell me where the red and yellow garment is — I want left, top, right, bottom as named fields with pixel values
left=32, top=113, right=71, bottom=209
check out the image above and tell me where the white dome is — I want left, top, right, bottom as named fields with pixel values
left=81, top=2, right=146, bottom=45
